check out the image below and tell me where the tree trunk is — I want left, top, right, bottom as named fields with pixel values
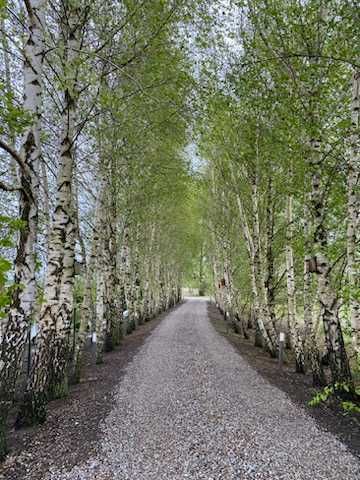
left=17, top=1, right=82, bottom=426
left=0, top=0, right=45, bottom=455
left=264, top=177, right=276, bottom=328
left=251, top=175, right=278, bottom=356
left=121, top=226, right=134, bottom=333
left=303, top=201, right=325, bottom=386
left=227, top=160, right=277, bottom=356
left=103, top=188, right=119, bottom=350
left=72, top=197, right=102, bottom=382
left=285, top=188, right=305, bottom=373
left=235, top=185, right=276, bottom=356
left=348, top=69, right=360, bottom=365
left=309, top=139, right=352, bottom=385
left=95, top=265, right=106, bottom=364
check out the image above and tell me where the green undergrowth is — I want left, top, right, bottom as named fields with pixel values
left=309, top=382, right=360, bottom=414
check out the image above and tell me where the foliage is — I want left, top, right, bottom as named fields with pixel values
left=309, top=383, right=360, bottom=414
left=0, top=83, right=33, bottom=136
left=0, top=216, right=24, bottom=318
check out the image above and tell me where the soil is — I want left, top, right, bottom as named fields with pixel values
left=207, top=302, right=360, bottom=459
left=0, top=307, right=174, bottom=480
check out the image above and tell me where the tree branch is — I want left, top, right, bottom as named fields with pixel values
left=0, top=180, right=21, bottom=193
left=0, top=139, right=27, bottom=174
left=23, top=0, right=34, bottom=18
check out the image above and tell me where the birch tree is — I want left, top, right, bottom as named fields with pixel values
left=0, top=0, right=45, bottom=458
left=18, top=0, right=89, bottom=425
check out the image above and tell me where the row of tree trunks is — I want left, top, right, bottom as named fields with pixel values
left=285, top=173, right=305, bottom=373
left=72, top=196, right=102, bottom=382
left=308, top=136, right=352, bottom=385
left=211, top=141, right=353, bottom=384
left=17, top=0, right=84, bottom=426
left=250, top=169, right=278, bottom=357
left=348, top=69, right=360, bottom=366
left=0, top=0, right=190, bottom=462
left=303, top=193, right=325, bottom=386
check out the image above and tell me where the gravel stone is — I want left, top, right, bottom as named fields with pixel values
left=49, top=298, right=360, bottom=480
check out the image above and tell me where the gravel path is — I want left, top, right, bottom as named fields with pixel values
left=50, top=298, right=360, bottom=480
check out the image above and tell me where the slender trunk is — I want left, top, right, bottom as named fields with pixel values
left=285, top=187, right=305, bottom=373
left=316, top=259, right=352, bottom=383
left=348, top=69, right=360, bottom=364
left=73, top=169, right=86, bottom=266
left=309, top=139, right=352, bottom=384
left=252, top=131, right=278, bottom=353
left=222, top=244, right=232, bottom=326
left=224, top=260, right=233, bottom=326
left=199, top=243, right=205, bottom=296
left=227, top=161, right=276, bottom=355
left=264, top=177, right=276, bottom=327
left=40, top=159, right=51, bottom=254
left=235, top=182, right=276, bottom=355
left=102, top=190, right=118, bottom=349
left=121, top=226, right=134, bottom=333
left=131, top=236, right=142, bottom=327
left=72, top=197, right=102, bottom=381
left=95, top=265, right=106, bottom=364
left=251, top=175, right=278, bottom=356
left=303, top=200, right=325, bottom=386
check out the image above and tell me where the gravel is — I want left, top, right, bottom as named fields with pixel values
left=49, top=298, right=360, bottom=480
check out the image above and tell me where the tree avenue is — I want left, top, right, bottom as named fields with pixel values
left=0, top=0, right=359, bottom=463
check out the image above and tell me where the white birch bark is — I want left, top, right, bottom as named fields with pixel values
left=95, top=266, right=106, bottom=364
left=303, top=200, right=325, bottom=386
left=131, top=236, right=142, bottom=327
left=93, top=178, right=109, bottom=362
left=0, top=0, right=45, bottom=445
left=40, top=159, right=51, bottom=254
left=209, top=167, right=224, bottom=310
left=120, top=226, right=133, bottom=333
left=18, top=1, right=84, bottom=423
left=0, top=16, right=17, bottom=181
left=309, top=139, right=352, bottom=384
left=251, top=174, right=278, bottom=356
left=285, top=189, right=305, bottom=373
left=231, top=169, right=277, bottom=357
left=264, top=177, right=276, bottom=326
left=348, top=69, right=360, bottom=363
left=72, top=196, right=102, bottom=380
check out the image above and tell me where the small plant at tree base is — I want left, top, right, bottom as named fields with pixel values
left=309, top=382, right=360, bottom=414
left=341, top=401, right=360, bottom=414
left=308, top=385, right=335, bottom=407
